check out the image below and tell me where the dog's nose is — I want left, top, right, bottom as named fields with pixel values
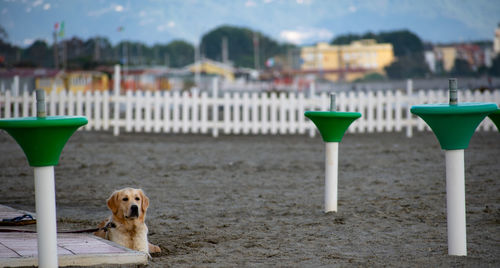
left=130, top=205, right=139, bottom=217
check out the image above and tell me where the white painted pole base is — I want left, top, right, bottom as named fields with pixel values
left=445, top=149, right=467, bottom=256
left=325, top=142, right=339, bottom=213
left=34, top=166, right=59, bottom=268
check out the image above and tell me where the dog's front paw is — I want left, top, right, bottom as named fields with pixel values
left=149, top=243, right=161, bottom=254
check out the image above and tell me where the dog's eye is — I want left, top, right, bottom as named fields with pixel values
left=135, top=197, right=140, bottom=201
left=122, top=197, right=129, bottom=201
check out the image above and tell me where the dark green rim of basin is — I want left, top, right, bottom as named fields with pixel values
left=305, top=111, right=362, bottom=142
left=0, top=116, right=88, bottom=167
left=0, top=116, right=88, bottom=128
left=488, top=109, right=500, bottom=132
left=410, top=102, right=497, bottom=115
left=410, top=103, right=498, bottom=150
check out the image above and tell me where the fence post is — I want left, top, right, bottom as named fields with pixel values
left=113, top=64, right=121, bottom=136
left=309, top=81, right=316, bottom=98
left=406, top=79, right=413, bottom=138
left=212, top=77, right=219, bottom=137
left=13, top=75, right=19, bottom=118
left=308, top=82, right=316, bottom=137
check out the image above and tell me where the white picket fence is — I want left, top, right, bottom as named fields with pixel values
left=1, top=80, right=499, bottom=138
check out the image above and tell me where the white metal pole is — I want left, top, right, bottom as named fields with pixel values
left=445, top=149, right=467, bottom=256
left=325, top=142, right=339, bottom=213
left=113, top=64, right=121, bottom=136
left=34, top=166, right=59, bottom=268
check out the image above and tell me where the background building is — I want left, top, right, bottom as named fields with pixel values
left=494, top=23, right=500, bottom=56
left=300, top=39, right=395, bottom=82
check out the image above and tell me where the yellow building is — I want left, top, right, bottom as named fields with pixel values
left=188, top=59, right=234, bottom=81
left=36, top=72, right=66, bottom=93
left=300, top=39, right=395, bottom=82
left=66, top=71, right=109, bottom=93
left=494, top=23, right=500, bottom=56
left=36, top=71, right=109, bottom=93
left=434, top=46, right=457, bottom=72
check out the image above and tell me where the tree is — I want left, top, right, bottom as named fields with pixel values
left=22, top=40, right=52, bottom=67
left=385, top=54, right=429, bottom=79
left=450, top=58, right=474, bottom=77
left=165, top=40, right=194, bottom=67
left=330, top=30, right=423, bottom=57
left=353, top=72, right=386, bottom=82
left=331, top=32, right=376, bottom=45
left=489, top=54, right=500, bottom=77
left=0, top=25, right=8, bottom=41
left=377, top=30, right=423, bottom=56
left=201, top=25, right=295, bottom=68
left=0, top=39, right=19, bottom=67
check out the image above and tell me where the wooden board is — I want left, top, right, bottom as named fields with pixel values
left=0, top=205, right=148, bottom=267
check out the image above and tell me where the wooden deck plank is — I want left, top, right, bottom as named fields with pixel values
left=0, top=243, right=19, bottom=258
left=0, top=205, right=148, bottom=267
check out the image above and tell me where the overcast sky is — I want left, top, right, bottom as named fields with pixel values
left=1, top=0, right=499, bottom=47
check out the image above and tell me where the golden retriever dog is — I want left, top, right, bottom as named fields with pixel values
left=94, top=188, right=161, bottom=255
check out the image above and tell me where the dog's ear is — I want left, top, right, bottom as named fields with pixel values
left=107, top=191, right=120, bottom=215
left=139, top=189, right=149, bottom=214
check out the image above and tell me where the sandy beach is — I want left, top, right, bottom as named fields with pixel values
left=0, top=130, right=499, bottom=267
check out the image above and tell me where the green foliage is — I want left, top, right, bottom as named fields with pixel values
left=377, top=30, right=423, bottom=56
left=331, top=32, right=375, bottom=45
left=353, top=72, right=386, bottom=82
left=165, top=40, right=194, bottom=67
left=331, top=29, right=423, bottom=56
left=332, top=29, right=428, bottom=79
left=201, top=25, right=295, bottom=68
left=0, top=25, right=8, bottom=41
left=0, top=40, right=20, bottom=67
left=385, top=53, right=429, bottom=79
left=451, top=58, right=474, bottom=77
left=489, top=54, right=500, bottom=77
left=22, top=40, right=52, bottom=68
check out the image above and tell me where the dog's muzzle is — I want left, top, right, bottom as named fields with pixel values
left=129, top=205, right=139, bottom=218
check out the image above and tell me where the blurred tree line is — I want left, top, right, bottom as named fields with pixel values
left=0, top=24, right=294, bottom=71
left=1, top=24, right=500, bottom=79
left=0, top=24, right=195, bottom=69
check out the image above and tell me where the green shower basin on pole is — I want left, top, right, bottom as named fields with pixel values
left=305, top=94, right=361, bottom=213
left=410, top=78, right=498, bottom=257
left=0, top=90, right=87, bottom=268
left=488, top=109, right=500, bottom=132
left=410, top=103, right=498, bottom=150
left=0, top=116, right=88, bottom=166
left=304, top=111, right=362, bottom=142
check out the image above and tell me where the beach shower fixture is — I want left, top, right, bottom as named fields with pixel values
left=0, top=89, right=87, bottom=267
left=410, top=79, right=498, bottom=256
left=305, top=93, right=361, bottom=213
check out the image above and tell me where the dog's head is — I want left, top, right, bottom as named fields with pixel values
left=107, top=188, right=149, bottom=222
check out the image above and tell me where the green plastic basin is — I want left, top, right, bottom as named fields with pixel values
left=0, top=116, right=88, bottom=166
left=411, top=103, right=497, bottom=150
left=304, top=111, right=362, bottom=142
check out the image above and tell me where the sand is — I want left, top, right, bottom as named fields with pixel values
left=0, top=130, right=499, bottom=267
